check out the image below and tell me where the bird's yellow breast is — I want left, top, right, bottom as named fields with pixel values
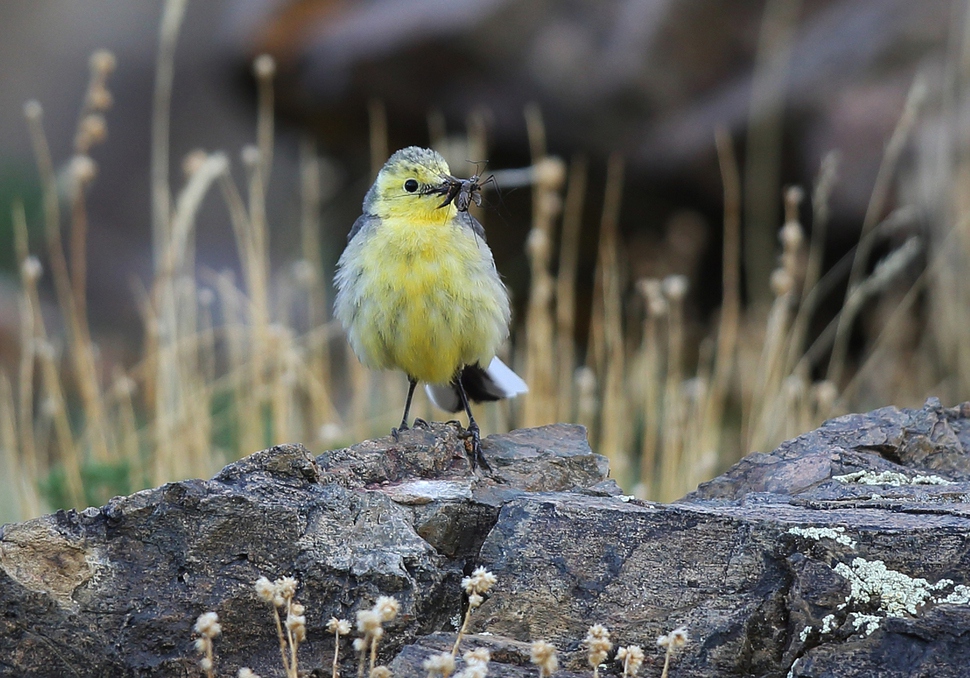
left=335, top=211, right=509, bottom=385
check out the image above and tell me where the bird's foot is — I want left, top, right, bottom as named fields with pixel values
left=412, top=418, right=429, bottom=429
left=460, top=421, right=491, bottom=472
left=391, top=421, right=410, bottom=440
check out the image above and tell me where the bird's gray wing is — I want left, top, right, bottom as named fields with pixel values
left=347, top=213, right=379, bottom=242
left=456, top=210, right=487, bottom=242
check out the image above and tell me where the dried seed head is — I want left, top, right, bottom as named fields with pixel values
left=194, top=637, right=208, bottom=653
left=253, top=54, right=276, bottom=79
left=784, top=374, right=806, bottom=400
left=669, top=626, right=689, bottom=648
left=70, top=154, right=98, bottom=185
left=637, top=278, right=667, bottom=317
left=89, top=49, right=117, bottom=75
left=657, top=625, right=689, bottom=650
left=422, top=651, right=456, bottom=678
left=462, top=567, right=497, bottom=595
left=21, top=256, right=42, bottom=282
left=616, top=645, right=644, bottom=677
left=814, top=380, right=838, bottom=413
left=76, top=114, right=107, bottom=152
left=467, top=593, right=483, bottom=609
left=770, top=268, right=793, bottom=297
left=275, top=576, right=298, bottom=599
left=585, top=624, right=612, bottom=666
left=374, top=595, right=400, bottom=622
left=529, top=640, right=558, bottom=677
left=463, top=648, right=491, bottom=666
left=41, top=395, right=60, bottom=416
left=533, top=156, right=567, bottom=190
left=238, top=669, right=260, bottom=678
left=194, top=612, right=222, bottom=638
left=255, top=577, right=275, bottom=603
left=241, top=145, right=261, bottom=168
left=292, top=259, right=317, bottom=285
left=23, top=100, right=43, bottom=121
left=370, top=667, right=392, bottom=678
left=328, top=617, right=351, bottom=635
left=574, top=365, right=597, bottom=392
left=662, top=274, right=689, bottom=302
left=87, top=85, right=113, bottom=111
left=182, top=149, right=209, bottom=178
left=356, top=609, right=382, bottom=634
left=36, top=339, right=57, bottom=360
left=318, top=422, right=345, bottom=444
left=784, top=185, right=804, bottom=228
left=353, top=638, right=367, bottom=652
left=780, top=221, right=803, bottom=252
left=112, top=375, right=136, bottom=398
left=293, top=624, right=307, bottom=642
left=199, top=657, right=213, bottom=671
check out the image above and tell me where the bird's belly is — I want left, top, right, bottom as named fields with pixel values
left=351, top=233, right=507, bottom=384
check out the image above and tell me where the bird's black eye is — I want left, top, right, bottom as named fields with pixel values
left=404, top=179, right=419, bottom=193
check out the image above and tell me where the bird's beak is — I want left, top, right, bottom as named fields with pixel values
left=431, top=175, right=462, bottom=208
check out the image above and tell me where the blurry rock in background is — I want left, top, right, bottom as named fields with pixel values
left=234, top=0, right=949, bottom=251
left=0, top=0, right=955, bottom=341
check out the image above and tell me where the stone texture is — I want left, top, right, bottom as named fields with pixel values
left=0, top=422, right=605, bottom=677
left=686, top=397, right=970, bottom=501
left=469, top=399, right=970, bottom=677
left=3, top=402, right=970, bottom=677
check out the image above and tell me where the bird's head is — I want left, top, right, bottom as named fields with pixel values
left=363, top=146, right=462, bottom=222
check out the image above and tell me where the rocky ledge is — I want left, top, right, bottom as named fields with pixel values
left=2, top=399, right=970, bottom=677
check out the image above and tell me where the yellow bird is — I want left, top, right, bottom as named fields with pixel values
left=334, top=147, right=527, bottom=470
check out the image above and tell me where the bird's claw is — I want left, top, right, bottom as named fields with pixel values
left=412, top=418, right=429, bottom=429
left=391, top=421, right=409, bottom=440
left=460, top=421, right=491, bottom=472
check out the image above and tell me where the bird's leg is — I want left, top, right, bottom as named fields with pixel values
left=392, top=377, right=418, bottom=438
left=455, top=378, right=491, bottom=472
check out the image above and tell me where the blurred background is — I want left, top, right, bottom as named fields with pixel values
left=1, top=0, right=967, bottom=523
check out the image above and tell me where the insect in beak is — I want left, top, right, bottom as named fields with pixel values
left=433, top=175, right=464, bottom=209
left=434, top=173, right=493, bottom=212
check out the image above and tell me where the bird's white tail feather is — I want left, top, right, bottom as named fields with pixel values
left=485, top=356, right=528, bottom=398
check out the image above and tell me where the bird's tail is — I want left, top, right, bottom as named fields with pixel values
left=425, top=357, right=528, bottom=413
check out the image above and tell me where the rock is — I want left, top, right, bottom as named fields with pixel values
left=0, top=422, right=605, bottom=677
left=3, top=403, right=970, bottom=677
left=685, top=397, right=970, bottom=502
left=471, top=399, right=970, bottom=677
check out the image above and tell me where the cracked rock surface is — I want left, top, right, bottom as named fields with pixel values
left=0, top=423, right=605, bottom=677
left=3, top=401, right=970, bottom=677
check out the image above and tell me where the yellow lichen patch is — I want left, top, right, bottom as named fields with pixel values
left=0, top=519, right=102, bottom=609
